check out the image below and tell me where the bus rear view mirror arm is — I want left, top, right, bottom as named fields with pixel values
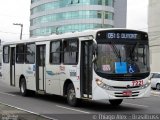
left=92, top=39, right=97, bottom=63
left=92, top=54, right=97, bottom=63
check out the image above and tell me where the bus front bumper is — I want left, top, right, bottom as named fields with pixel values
left=92, top=84, right=151, bottom=100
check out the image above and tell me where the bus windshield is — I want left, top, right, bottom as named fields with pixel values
left=95, top=43, right=150, bottom=75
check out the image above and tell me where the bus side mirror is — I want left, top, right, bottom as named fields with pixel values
left=92, top=40, right=97, bottom=63
left=92, top=54, right=97, bottom=63
left=93, top=39, right=97, bottom=53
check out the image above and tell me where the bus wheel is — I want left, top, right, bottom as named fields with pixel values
left=109, top=99, right=123, bottom=106
left=156, top=83, right=160, bottom=90
left=20, top=78, right=28, bottom=96
left=67, top=84, right=77, bottom=107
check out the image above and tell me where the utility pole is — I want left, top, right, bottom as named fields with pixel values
left=13, top=23, right=23, bottom=40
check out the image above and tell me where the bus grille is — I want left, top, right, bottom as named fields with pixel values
left=112, top=86, right=141, bottom=89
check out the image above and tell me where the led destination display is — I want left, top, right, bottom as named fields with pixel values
left=96, top=30, right=148, bottom=41
left=107, top=33, right=138, bottom=39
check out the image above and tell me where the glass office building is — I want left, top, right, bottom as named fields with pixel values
left=30, top=0, right=127, bottom=37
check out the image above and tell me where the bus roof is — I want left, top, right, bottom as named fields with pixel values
left=2, top=28, right=147, bottom=45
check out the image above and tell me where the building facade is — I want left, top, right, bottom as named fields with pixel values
left=30, top=0, right=127, bottom=37
left=148, top=0, right=160, bottom=71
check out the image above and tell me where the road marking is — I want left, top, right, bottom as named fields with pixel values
left=123, top=102, right=149, bottom=108
left=0, top=101, right=57, bottom=120
left=56, top=105, right=90, bottom=114
left=0, top=91, right=16, bottom=97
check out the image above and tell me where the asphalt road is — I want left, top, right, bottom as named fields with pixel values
left=0, top=79, right=160, bottom=120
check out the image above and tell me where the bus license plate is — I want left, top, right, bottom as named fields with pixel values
left=123, top=90, right=132, bottom=97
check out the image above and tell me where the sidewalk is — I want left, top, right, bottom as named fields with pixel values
left=0, top=103, right=51, bottom=120
left=151, top=90, right=160, bottom=96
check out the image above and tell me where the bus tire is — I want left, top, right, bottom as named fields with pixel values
left=109, top=99, right=123, bottom=106
left=67, top=83, right=78, bottom=107
left=156, top=83, right=160, bottom=90
left=20, top=78, right=28, bottom=96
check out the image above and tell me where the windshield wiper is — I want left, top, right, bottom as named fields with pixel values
left=130, top=42, right=139, bottom=61
left=109, top=41, right=122, bottom=63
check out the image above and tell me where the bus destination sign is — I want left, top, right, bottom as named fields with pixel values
left=96, top=30, right=148, bottom=41
left=107, top=33, right=138, bottom=40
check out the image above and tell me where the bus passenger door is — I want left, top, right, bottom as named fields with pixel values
left=10, top=47, right=15, bottom=86
left=36, top=45, right=46, bottom=91
left=80, top=41, right=93, bottom=98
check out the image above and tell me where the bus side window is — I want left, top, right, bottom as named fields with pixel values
left=3, top=46, right=10, bottom=63
left=50, top=40, right=61, bottom=64
left=25, top=43, right=35, bottom=64
left=63, top=38, right=78, bottom=65
left=16, top=44, right=25, bottom=63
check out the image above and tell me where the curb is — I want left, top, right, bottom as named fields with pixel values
left=151, top=90, right=160, bottom=95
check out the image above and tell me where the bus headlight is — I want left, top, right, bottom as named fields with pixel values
left=141, top=80, right=151, bottom=89
left=96, top=79, right=112, bottom=90
left=147, top=79, right=151, bottom=84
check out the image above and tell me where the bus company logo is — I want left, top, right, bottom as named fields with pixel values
left=46, top=71, right=66, bottom=76
left=126, top=85, right=131, bottom=89
left=46, top=71, right=54, bottom=76
left=60, top=66, right=65, bottom=71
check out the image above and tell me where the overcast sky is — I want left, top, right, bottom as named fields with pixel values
left=0, top=0, right=148, bottom=41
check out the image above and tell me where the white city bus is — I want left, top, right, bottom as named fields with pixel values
left=2, top=29, right=151, bottom=106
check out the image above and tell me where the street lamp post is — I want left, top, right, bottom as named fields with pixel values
left=13, top=23, right=23, bottom=40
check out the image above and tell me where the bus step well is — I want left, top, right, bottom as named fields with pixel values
left=37, top=90, right=45, bottom=95
left=82, top=94, right=92, bottom=99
